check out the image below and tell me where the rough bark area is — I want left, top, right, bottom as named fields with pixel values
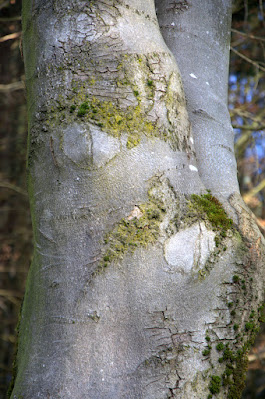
left=10, top=1, right=265, bottom=398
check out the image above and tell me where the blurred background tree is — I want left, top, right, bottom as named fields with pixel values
left=0, top=0, right=264, bottom=397
left=230, top=1, right=265, bottom=398
left=0, top=0, right=31, bottom=396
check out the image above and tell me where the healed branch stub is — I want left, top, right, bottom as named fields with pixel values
left=11, top=0, right=265, bottom=398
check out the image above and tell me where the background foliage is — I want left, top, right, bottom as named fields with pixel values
left=0, top=0, right=264, bottom=397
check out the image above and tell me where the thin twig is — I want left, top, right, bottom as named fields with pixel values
left=0, top=16, right=21, bottom=21
left=0, top=181, right=28, bottom=197
left=0, top=81, right=24, bottom=92
left=0, top=31, right=21, bottom=43
left=0, top=289, right=24, bottom=297
left=232, top=124, right=265, bottom=131
left=231, top=47, right=265, bottom=72
left=231, top=28, right=265, bottom=42
left=244, top=179, right=265, bottom=202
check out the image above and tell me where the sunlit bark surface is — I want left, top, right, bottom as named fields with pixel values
left=10, top=1, right=265, bottom=398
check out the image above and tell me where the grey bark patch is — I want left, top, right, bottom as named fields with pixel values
left=62, top=123, right=92, bottom=167
left=91, top=127, right=121, bottom=168
left=164, top=223, right=215, bottom=273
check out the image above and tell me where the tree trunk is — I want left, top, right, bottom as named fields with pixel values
left=10, top=1, right=265, bottom=398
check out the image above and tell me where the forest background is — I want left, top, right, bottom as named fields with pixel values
left=0, top=0, right=264, bottom=397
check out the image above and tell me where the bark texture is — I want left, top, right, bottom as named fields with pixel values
left=156, top=0, right=238, bottom=200
left=10, top=1, right=265, bottom=398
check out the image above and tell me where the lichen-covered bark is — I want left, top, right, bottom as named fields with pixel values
left=10, top=0, right=265, bottom=398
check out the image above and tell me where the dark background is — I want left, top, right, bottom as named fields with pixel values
left=0, top=0, right=265, bottom=397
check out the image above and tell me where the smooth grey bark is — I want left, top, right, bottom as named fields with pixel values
left=156, top=0, right=239, bottom=201
left=11, top=1, right=265, bottom=398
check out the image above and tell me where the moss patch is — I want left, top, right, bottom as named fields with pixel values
left=189, top=192, right=233, bottom=232
left=209, top=375, right=221, bottom=394
left=202, top=347, right=211, bottom=357
left=202, top=334, right=212, bottom=357
left=45, top=50, right=191, bottom=152
left=49, top=95, right=157, bottom=150
left=6, top=296, right=24, bottom=398
left=187, top=192, right=265, bottom=398
left=74, top=97, right=155, bottom=140
left=206, top=301, right=264, bottom=398
left=188, top=192, right=233, bottom=256
left=100, top=201, right=164, bottom=270
left=217, top=343, right=248, bottom=399
left=88, top=177, right=177, bottom=279
left=216, top=342, right=225, bottom=352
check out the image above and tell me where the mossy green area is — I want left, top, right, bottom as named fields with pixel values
left=209, top=375, right=221, bottom=394
left=188, top=192, right=233, bottom=248
left=202, top=347, right=211, bottom=357
left=216, top=342, right=225, bottom=352
left=189, top=192, right=233, bottom=232
left=206, top=303, right=264, bottom=398
left=188, top=193, right=265, bottom=398
left=232, top=275, right=240, bottom=283
left=217, top=343, right=248, bottom=399
left=50, top=94, right=158, bottom=150
left=206, top=344, right=248, bottom=398
left=73, top=96, right=156, bottom=149
left=45, top=50, right=188, bottom=151
left=89, top=176, right=177, bottom=279
left=47, top=51, right=160, bottom=150
left=220, top=298, right=265, bottom=398
left=99, top=200, right=165, bottom=272
left=6, top=295, right=24, bottom=398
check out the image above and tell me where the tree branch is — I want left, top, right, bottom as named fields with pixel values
left=0, top=16, right=21, bottom=22
left=232, top=124, right=265, bottom=131
left=0, top=81, right=24, bottom=92
left=0, top=31, right=21, bottom=43
left=243, top=179, right=265, bottom=202
left=231, top=28, right=265, bottom=42
left=231, top=47, right=265, bottom=72
left=0, top=181, right=28, bottom=197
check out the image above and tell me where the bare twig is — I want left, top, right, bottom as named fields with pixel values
left=232, top=124, right=265, bottom=131
left=0, top=16, right=21, bottom=21
left=0, top=81, right=24, bottom=92
left=231, top=28, right=265, bottom=43
left=244, top=179, right=265, bottom=202
left=231, top=47, right=265, bottom=72
left=0, top=31, right=21, bottom=43
left=0, top=181, right=28, bottom=197
left=0, top=289, right=23, bottom=298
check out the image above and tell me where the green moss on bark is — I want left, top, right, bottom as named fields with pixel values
left=45, top=51, right=191, bottom=152
left=189, top=192, right=233, bottom=232
left=6, top=293, right=26, bottom=399
left=209, top=375, right=221, bottom=394
left=187, top=192, right=233, bottom=261
left=206, top=291, right=264, bottom=398
left=99, top=201, right=164, bottom=270
left=72, top=96, right=156, bottom=147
